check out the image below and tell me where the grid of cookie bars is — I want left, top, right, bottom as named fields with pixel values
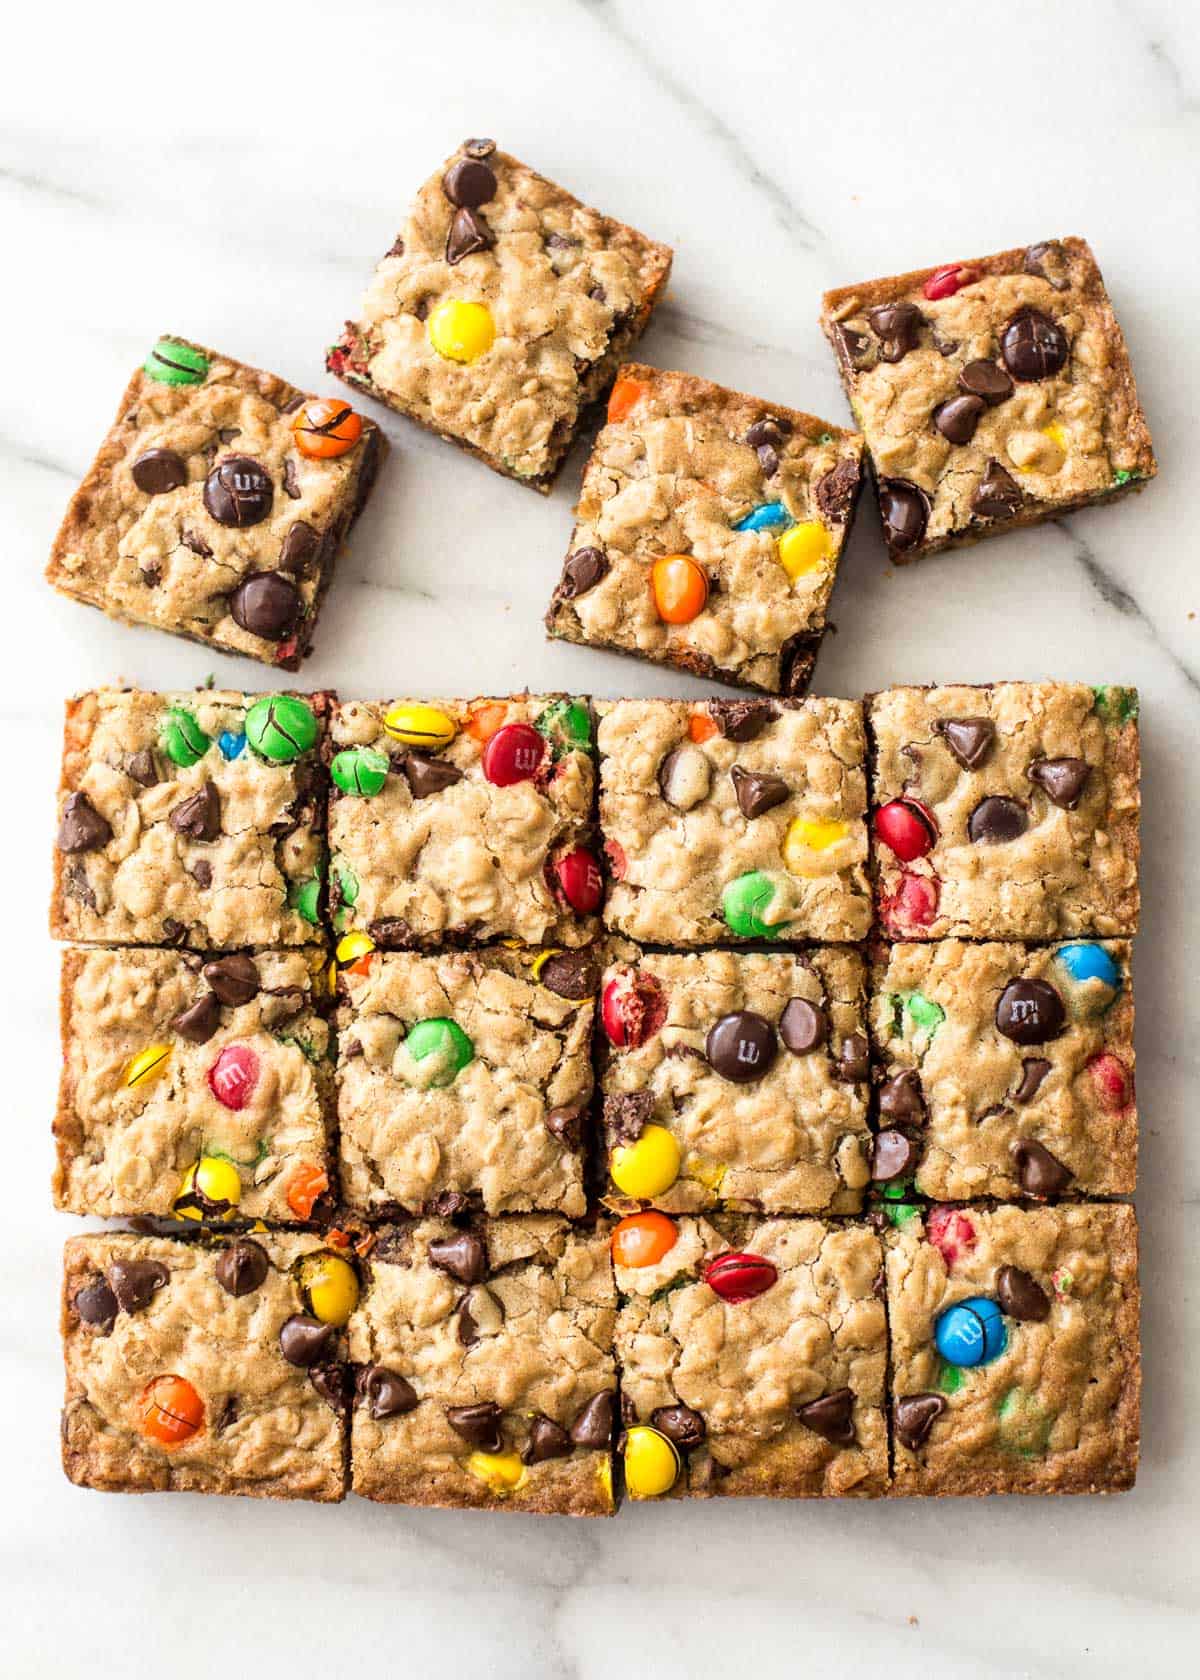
left=53, top=682, right=1140, bottom=1509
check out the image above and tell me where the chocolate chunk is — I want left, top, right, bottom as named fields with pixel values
left=1012, top=1057, right=1052, bottom=1104
left=215, top=1238, right=270, bottom=1297
left=109, top=1258, right=169, bottom=1314
left=867, top=300, right=923, bottom=361
left=181, top=527, right=213, bottom=557
left=279, top=1314, right=337, bottom=1367
left=190, top=860, right=213, bottom=889
left=368, top=918, right=416, bottom=950
left=127, top=749, right=159, bottom=787
left=202, top=954, right=260, bottom=1006
left=569, top=1391, right=615, bottom=1448
left=1028, top=757, right=1091, bottom=809
left=426, top=1191, right=468, bottom=1217
left=280, top=521, right=321, bottom=575
left=310, top=1365, right=350, bottom=1411
left=795, top=1386, right=856, bottom=1445
left=402, top=752, right=463, bottom=799
left=462, top=137, right=496, bottom=159
left=780, top=997, right=828, bottom=1055
left=140, top=562, right=162, bottom=587
left=709, top=700, right=777, bottom=741
left=870, top=1128, right=917, bottom=1182
left=931, top=328, right=959, bottom=357
left=443, top=157, right=497, bottom=207
left=933, top=394, right=985, bottom=446
left=203, top=454, right=273, bottom=526
left=428, top=1231, right=488, bottom=1286
left=446, top=1400, right=503, bottom=1451
left=650, top=1404, right=707, bottom=1449
left=57, top=793, right=111, bottom=854
left=730, top=764, right=789, bottom=819
left=938, top=717, right=995, bottom=770
left=835, top=1032, right=870, bottom=1083
left=544, top=1105, right=584, bottom=1147
left=879, top=1070, right=925, bottom=1124
left=836, top=323, right=875, bottom=371
left=1001, top=307, right=1070, bottom=381
left=74, top=1277, right=118, bottom=1331
left=162, top=919, right=187, bottom=945
left=282, top=457, right=301, bottom=500
left=171, top=991, right=221, bottom=1043
left=658, top=746, right=711, bottom=811
left=1023, top=241, right=1071, bottom=292
left=558, top=547, right=609, bottom=598
left=538, top=950, right=598, bottom=1001
left=525, top=1414, right=573, bottom=1462
left=745, top=416, right=792, bottom=452
left=446, top=206, right=496, bottom=265
left=971, top=458, right=1024, bottom=519
left=131, top=447, right=187, bottom=495
left=878, top=479, right=930, bottom=551
left=996, top=1264, right=1051, bottom=1322
left=814, top=456, right=861, bottom=524
left=968, top=796, right=1028, bottom=844
left=706, top=1011, right=778, bottom=1084
left=230, top=571, right=301, bottom=641
left=996, top=978, right=1066, bottom=1044
left=1011, top=1137, right=1074, bottom=1197
left=895, top=1392, right=947, bottom=1451
left=958, top=360, right=1013, bottom=405
left=169, top=781, right=221, bottom=841
left=604, top=1090, right=654, bottom=1146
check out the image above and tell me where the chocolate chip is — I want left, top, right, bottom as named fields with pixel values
left=402, top=752, right=463, bottom=799
left=933, top=394, right=985, bottom=446
left=57, top=793, right=111, bottom=854
left=126, top=749, right=159, bottom=788
left=780, top=997, right=828, bottom=1055
left=109, top=1258, right=169, bottom=1314
left=996, top=1265, right=1051, bottom=1322
left=836, top=1032, right=870, bottom=1083
left=651, top=1404, right=707, bottom=1449
left=525, top=1414, right=573, bottom=1462
left=538, top=950, right=598, bottom=1001
left=74, top=1277, right=118, bottom=1331
left=161, top=920, right=186, bottom=945
left=280, top=521, right=321, bottom=575
left=462, top=137, right=496, bottom=159
left=895, top=1392, right=947, bottom=1451
left=795, top=1386, right=856, bottom=1445
left=931, top=328, right=959, bottom=357
left=730, top=764, right=789, bottom=819
left=203, top=455, right=273, bottom=526
left=658, top=746, right=711, bottom=811
left=446, top=206, right=496, bottom=265
left=1023, top=241, right=1071, bottom=292
left=745, top=416, right=792, bottom=451
left=604, top=1090, right=654, bottom=1146
left=709, top=700, right=777, bottom=741
left=878, top=479, right=930, bottom=551
left=814, top=456, right=860, bottom=524
left=444, top=157, right=497, bottom=206
left=1028, top=757, right=1091, bottom=809
left=867, top=300, right=923, bottom=361
left=1011, top=1137, right=1074, bottom=1197
left=971, top=458, right=1024, bottom=519
left=706, top=1011, right=778, bottom=1084
left=879, top=1070, right=925, bottom=1124
left=446, top=1401, right=503, bottom=1451
left=544, top=1105, right=584, bottom=1148
left=132, top=447, right=187, bottom=495
left=1012, top=1057, right=1051, bottom=1104
left=968, top=796, right=1028, bottom=844
left=1001, top=307, right=1069, bottom=381
left=958, top=360, right=1013, bottom=405
left=215, top=1239, right=270, bottom=1297
left=836, top=323, right=875, bottom=371
left=996, top=978, right=1066, bottom=1044
left=870, top=1128, right=917, bottom=1182
left=426, top=1191, right=468, bottom=1217
left=310, top=1365, right=350, bottom=1411
left=938, top=717, right=995, bottom=770
left=282, top=457, right=301, bottom=500
left=570, top=1391, right=615, bottom=1449
left=230, top=571, right=301, bottom=641
left=428, top=1231, right=488, bottom=1286
left=202, top=954, right=260, bottom=1006
left=140, top=561, right=162, bottom=587
left=172, top=991, right=221, bottom=1043
left=190, top=860, right=212, bottom=889
left=279, top=1315, right=337, bottom=1367
left=169, top=781, right=221, bottom=841
left=181, top=527, right=213, bottom=557
left=368, top=918, right=416, bottom=950
left=558, top=547, right=609, bottom=598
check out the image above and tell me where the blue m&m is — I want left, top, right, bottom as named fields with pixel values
left=734, top=501, right=791, bottom=533
left=219, top=730, right=247, bottom=760
left=1055, top=942, right=1121, bottom=991
left=935, top=1296, right=1008, bottom=1368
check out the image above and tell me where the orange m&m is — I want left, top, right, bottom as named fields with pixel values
left=286, top=1160, right=331, bottom=1219
left=651, top=555, right=709, bottom=624
left=137, top=1374, right=204, bottom=1447
left=611, top=1211, right=679, bottom=1269
left=291, top=398, right=364, bottom=459
left=608, top=377, right=649, bottom=423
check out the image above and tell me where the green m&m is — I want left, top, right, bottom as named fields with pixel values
left=535, top=698, right=592, bottom=757
left=331, top=745, right=389, bottom=797
left=401, top=1018, right=474, bottom=1087
left=721, top=870, right=790, bottom=939
left=245, top=695, right=318, bottom=762
left=288, top=874, right=322, bottom=926
left=160, top=707, right=211, bottom=768
left=144, top=338, right=209, bottom=386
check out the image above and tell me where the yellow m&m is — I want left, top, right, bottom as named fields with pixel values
left=610, top=1124, right=681, bottom=1199
left=428, top=299, right=495, bottom=364
left=125, top=1044, right=170, bottom=1089
left=782, top=816, right=850, bottom=874
left=623, top=1426, right=680, bottom=1498
left=777, top=521, right=835, bottom=581
left=383, top=703, right=457, bottom=748
left=298, top=1253, right=360, bottom=1326
left=466, top=1450, right=528, bottom=1494
left=175, top=1156, right=242, bottom=1221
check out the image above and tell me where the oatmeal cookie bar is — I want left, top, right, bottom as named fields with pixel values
left=597, top=697, right=870, bottom=946
left=348, top=1215, right=616, bottom=1514
left=868, top=682, right=1139, bottom=939
left=327, top=694, right=600, bottom=949
left=599, top=942, right=870, bottom=1213
left=821, top=238, right=1155, bottom=560
left=46, top=336, right=382, bottom=667
left=870, top=940, right=1135, bottom=1202
left=886, top=1203, right=1139, bottom=1495
left=52, top=688, right=330, bottom=949
left=328, top=138, right=671, bottom=491
left=54, top=947, right=334, bottom=1222
left=62, top=1229, right=352, bottom=1499
left=337, top=946, right=595, bottom=1218
left=546, top=365, right=863, bottom=694
left=613, top=1215, right=887, bottom=1498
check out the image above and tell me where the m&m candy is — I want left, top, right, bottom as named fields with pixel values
left=934, top=1296, right=1008, bottom=1368
left=611, top=1211, right=678, bottom=1269
left=610, top=1125, right=680, bottom=1199
left=144, top=339, right=209, bottom=385
left=384, top=703, right=457, bottom=749
left=873, top=799, right=937, bottom=862
left=208, top=1044, right=260, bottom=1111
left=722, top=870, right=790, bottom=939
left=331, top=745, right=389, bottom=797
left=651, top=555, right=709, bottom=624
left=428, top=299, right=495, bottom=363
left=137, top=1374, right=205, bottom=1445
left=402, top=1018, right=474, bottom=1086
left=160, top=707, right=210, bottom=768
left=244, top=695, right=318, bottom=762
left=482, top=722, right=545, bottom=786
left=623, top=1426, right=680, bottom=1498
left=291, top=398, right=363, bottom=459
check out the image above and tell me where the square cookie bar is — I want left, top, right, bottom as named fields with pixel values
left=327, top=695, right=600, bottom=949
left=328, top=138, right=671, bottom=491
left=614, top=1215, right=887, bottom=1499
left=52, top=689, right=330, bottom=949
left=599, top=943, right=870, bottom=1213
left=54, top=947, right=334, bottom=1222
left=348, top=1215, right=616, bottom=1515
left=545, top=365, right=863, bottom=694
left=62, top=1230, right=350, bottom=1500
left=867, top=682, right=1139, bottom=939
left=597, top=697, right=870, bottom=946
left=869, top=940, right=1135, bottom=1202
left=337, top=946, right=596, bottom=1218
left=886, top=1203, right=1140, bottom=1496
left=820, top=238, right=1155, bottom=560
left=46, top=336, right=382, bottom=667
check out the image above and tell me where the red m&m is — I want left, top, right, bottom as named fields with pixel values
left=923, top=263, right=979, bottom=301
left=482, top=722, right=545, bottom=786
left=553, top=847, right=603, bottom=914
left=874, top=799, right=937, bottom=861
left=208, top=1044, right=260, bottom=1111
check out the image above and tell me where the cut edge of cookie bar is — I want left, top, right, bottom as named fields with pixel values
left=45, top=335, right=384, bottom=669
left=546, top=362, right=865, bottom=695
left=820, top=238, right=1157, bottom=562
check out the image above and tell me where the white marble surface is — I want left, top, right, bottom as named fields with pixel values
left=3, top=0, right=1199, bottom=1671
